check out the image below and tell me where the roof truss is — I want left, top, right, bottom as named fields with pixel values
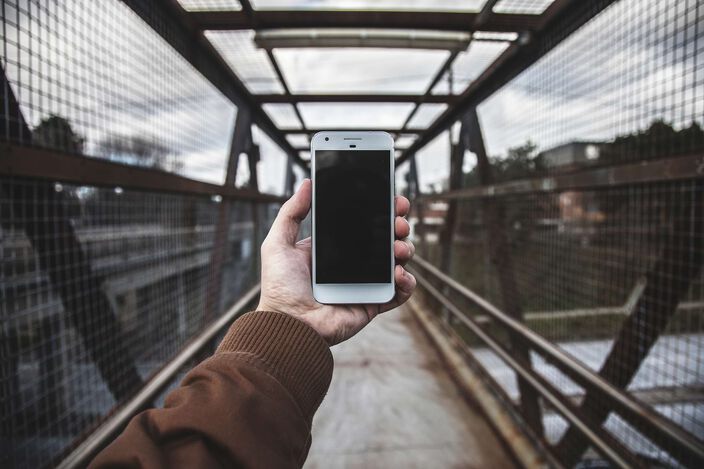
left=155, top=0, right=615, bottom=168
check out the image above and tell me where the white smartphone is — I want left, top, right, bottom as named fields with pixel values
left=311, top=131, right=395, bottom=304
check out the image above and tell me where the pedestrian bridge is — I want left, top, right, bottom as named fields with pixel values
left=1, top=1, right=703, bottom=467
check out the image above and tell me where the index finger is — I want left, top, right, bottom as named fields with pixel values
left=395, top=195, right=410, bottom=217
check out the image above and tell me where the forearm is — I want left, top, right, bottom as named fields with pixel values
left=90, top=311, right=333, bottom=469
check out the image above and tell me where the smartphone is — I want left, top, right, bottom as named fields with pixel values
left=311, top=131, right=395, bottom=304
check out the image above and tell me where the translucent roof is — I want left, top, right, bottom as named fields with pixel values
left=262, top=104, right=302, bottom=128
left=432, top=41, right=511, bottom=95
left=298, top=103, right=414, bottom=128
left=407, top=104, right=448, bottom=129
left=177, top=0, right=242, bottom=11
left=273, top=48, right=451, bottom=94
left=205, top=30, right=285, bottom=94
left=286, top=134, right=310, bottom=148
left=192, top=0, right=560, bottom=167
left=493, top=0, right=554, bottom=15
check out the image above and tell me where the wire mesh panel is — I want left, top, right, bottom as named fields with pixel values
left=0, top=1, right=283, bottom=467
left=0, top=178, right=263, bottom=467
left=411, top=0, right=704, bottom=466
left=1, top=0, right=237, bottom=185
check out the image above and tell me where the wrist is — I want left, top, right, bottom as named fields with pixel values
left=255, top=301, right=330, bottom=345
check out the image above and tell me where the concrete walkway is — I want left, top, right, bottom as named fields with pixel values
left=304, top=307, right=516, bottom=469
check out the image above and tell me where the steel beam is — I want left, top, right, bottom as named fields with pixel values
left=398, top=0, right=618, bottom=165
left=255, top=94, right=455, bottom=104
left=264, top=49, right=308, bottom=132
left=0, top=144, right=284, bottom=203
left=122, top=0, right=304, bottom=168
left=416, top=153, right=704, bottom=201
left=283, top=128, right=422, bottom=135
left=407, top=154, right=429, bottom=257
left=466, top=108, right=544, bottom=436
left=189, top=10, right=541, bottom=32
left=253, top=30, right=471, bottom=51
left=203, top=108, right=253, bottom=337
left=401, top=50, right=461, bottom=133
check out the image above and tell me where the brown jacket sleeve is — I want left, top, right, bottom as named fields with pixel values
left=89, top=311, right=333, bottom=469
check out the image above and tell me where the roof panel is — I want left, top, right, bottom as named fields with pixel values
left=286, top=133, right=310, bottom=148
left=274, top=48, right=450, bottom=94
left=298, top=103, right=414, bottom=128
left=493, top=0, right=554, bottom=15
left=177, top=0, right=242, bottom=10
left=205, top=30, right=285, bottom=94
left=407, top=103, right=448, bottom=129
left=251, top=0, right=488, bottom=12
left=432, top=41, right=510, bottom=95
left=262, top=103, right=302, bottom=128
left=394, top=134, right=418, bottom=149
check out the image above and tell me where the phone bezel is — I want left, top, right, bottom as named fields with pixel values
left=310, top=131, right=395, bottom=304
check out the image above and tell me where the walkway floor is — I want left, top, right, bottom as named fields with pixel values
left=304, top=307, right=516, bottom=469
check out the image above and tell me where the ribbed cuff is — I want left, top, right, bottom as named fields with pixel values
left=216, top=310, right=333, bottom=421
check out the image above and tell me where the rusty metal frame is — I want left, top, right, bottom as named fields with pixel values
left=0, top=143, right=285, bottom=203
left=464, top=107, right=545, bottom=436
left=283, top=128, right=422, bottom=136
left=255, top=94, right=456, bottom=104
left=202, top=108, right=253, bottom=336
left=416, top=153, right=704, bottom=202
left=189, top=9, right=542, bottom=32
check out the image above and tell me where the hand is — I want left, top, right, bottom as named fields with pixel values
left=256, top=179, right=416, bottom=345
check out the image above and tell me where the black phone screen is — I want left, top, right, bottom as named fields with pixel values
left=315, top=149, right=392, bottom=284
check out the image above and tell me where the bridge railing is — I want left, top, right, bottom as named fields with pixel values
left=0, top=2, right=297, bottom=466
left=407, top=155, right=704, bottom=467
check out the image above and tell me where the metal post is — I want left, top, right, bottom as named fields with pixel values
left=284, top=154, right=296, bottom=196
left=246, top=141, right=263, bottom=278
left=408, top=154, right=428, bottom=256
left=202, top=108, right=252, bottom=333
left=555, top=179, right=704, bottom=465
left=465, top=107, right=544, bottom=437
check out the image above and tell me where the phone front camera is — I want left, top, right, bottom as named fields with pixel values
left=325, top=137, right=329, bottom=141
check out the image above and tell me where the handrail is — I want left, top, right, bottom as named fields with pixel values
left=410, top=256, right=704, bottom=466
left=0, top=144, right=286, bottom=203
left=411, top=269, right=637, bottom=468
left=56, top=284, right=261, bottom=469
left=414, top=153, right=704, bottom=200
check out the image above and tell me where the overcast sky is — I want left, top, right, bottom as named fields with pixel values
left=4, top=0, right=701, bottom=194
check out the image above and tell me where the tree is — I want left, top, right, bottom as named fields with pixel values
left=97, top=134, right=183, bottom=173
left=33, top=115, right=84, bottom=154
left=600, top=120, right=704, bottom=165
left=462, top=140, right=541, bottom=187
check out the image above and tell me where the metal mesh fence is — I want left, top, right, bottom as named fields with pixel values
left=0, top=178, right=263, bottom=467
left=1, top=0, right=238, bottom=185
left=412, top=0, right=703, bottom=466
left=0, top=1, right=282, bottom=467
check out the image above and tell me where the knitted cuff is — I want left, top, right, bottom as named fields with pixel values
left=216, top=310, right=333, bottom=420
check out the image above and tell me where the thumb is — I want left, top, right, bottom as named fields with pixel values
left=267, top=178, right=312, bottom=246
